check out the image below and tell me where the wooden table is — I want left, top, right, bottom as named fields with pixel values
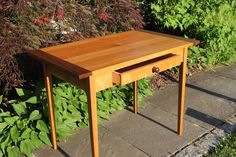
left=28, top=30, right=198, bottom=157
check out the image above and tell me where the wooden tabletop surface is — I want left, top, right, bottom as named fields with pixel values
left=28, top=30, right=197, bottom=79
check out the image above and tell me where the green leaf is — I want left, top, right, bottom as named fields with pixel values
left=81, top=102, right=88, bottom=112
left=20, top=140, right=32, bottom=157
left=57, top=124, right=74, bottom=138
left=15, top=88, right=31, bottom=97
left=25, top=96, right=38, bottom=104
left=29, top=110, right=41, bottom=121
left=0, top=150, right=2, bottom=157
left=36, top=120, right=49, bottom=133
left=15, top=88, right=24, bottom=97
left=21, top=128, right=31, bottom=139
left=4, top=116, right=19, bottom=125
left=0, top=111, right=10, bottom=117
left=70, top=112, right=82, bottom=121
left=30, top=131, right=44, bottom=148
left=10, top=126, right=20, bottom=142
left=12, top=102, right=27, bottom=116
left=64, top=119, right=77, bottom=129
left=39, top=132, right=51, bottom=145
left=0, top=122, right=10, bottom=132
left=54, top=88, right=67, bottom=98
left=7, top=146, right=20, bottom=157
left=68, top=105, right=78, bottom=113
left=16, top=120, right=24, bottom=129
left=0, top=95, right=2, bottom=103
left=98, top=111, right=109, bottom=120
left=79, top=95, right=87, bottom=102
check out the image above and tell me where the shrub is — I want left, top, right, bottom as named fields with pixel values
left=0, top=79, right=152, bottom=157
left=139, top=0, right=236, bottom=69
left=0, top=0, right=143, bottom=93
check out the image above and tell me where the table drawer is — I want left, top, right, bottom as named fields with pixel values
left=113, top=54, right=182, bottom=85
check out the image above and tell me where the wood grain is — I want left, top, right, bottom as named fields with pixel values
left=178, top=48, right=188, bottom=136
left=28, top=30, right=196, bottom=79
left=43, top=63, right=57, bottom=149
left=86, top=76, right=99, bottom=157
left=114, top=54, right=182, bottom=85
left=133, top=81, right=138, bottom=114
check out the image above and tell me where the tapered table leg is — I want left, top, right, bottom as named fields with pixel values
left=43, top=63, right=57, bottom=149
left=86, top=76, right=99, bottom=157
left=133, top=81, right=138, bottom=114
left=178, top=48, right=188, bottom=136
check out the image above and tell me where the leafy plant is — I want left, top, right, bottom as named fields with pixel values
left=206, top=132, right=236, bottom=157
left=0, top=78, right=152, bottom=156
left=139, top=0, right=236, bottom=69
left=0, top=88, right=48, bottom=157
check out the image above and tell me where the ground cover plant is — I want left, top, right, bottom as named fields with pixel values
left=206, top=132, right=236, bottom=157
left=139, top=0, right=236, bottom=70
left=0, top=79, right=151, bottom=157
left=0, top=0, right=147, bottom=156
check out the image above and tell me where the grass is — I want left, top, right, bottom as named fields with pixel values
left=206, top=132, right=236, bottom=157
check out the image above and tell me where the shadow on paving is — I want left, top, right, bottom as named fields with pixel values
left=58, top=146, right=70, bottom=157
left=126, top=107, right=177, bottom=134
left=185, top=108, right=225, bottom=128
left=162, top=73, right=236, bottom=103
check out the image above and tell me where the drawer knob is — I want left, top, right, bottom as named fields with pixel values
left=152, top=66, right=160, bottom=73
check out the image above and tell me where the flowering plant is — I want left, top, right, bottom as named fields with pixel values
left=0, top=0, right=143, bottom=93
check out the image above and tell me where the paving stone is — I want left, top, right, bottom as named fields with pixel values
left=186, top=70, right=218, bottom=84
left=34, top=126, right=149, bottom=157
left=208, top=64, right=236, bottom=80
left=226, top=114, right=236, bottom=125
left=145, top=76, right=236, bottom=130
left=174, top=133, right=220, bottom=157
left=103, top=106, right=206, bottom=157
left=140, top=105, right=207, bottom=141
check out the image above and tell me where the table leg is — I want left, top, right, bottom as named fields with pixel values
left=178, top=48, right=187, bottom=136
left=133, top=81, right=138, bottom=114
left=86, top=76, right=99, bottom=157
left=43, top=64, right=57, bottom=149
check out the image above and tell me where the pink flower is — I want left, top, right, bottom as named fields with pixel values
left=55, top=7, right=64, bottom=21
left=43, top=16, right=51, bottom=23
left=34, top=18, right=44, bottom=25
left=99, top=12, right=109, bottom=21
left=0, top=4, right=3, bottom=11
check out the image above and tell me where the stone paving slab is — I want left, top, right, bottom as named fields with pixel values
left=35, top=126, right=149, bottom=157
left=208, top=63, right=236, bottom=80
left=145, top=75, right=236, bottom=130
left=173, top=114, right=236, bottom=157
left=103, top=106, right=207, bottom=157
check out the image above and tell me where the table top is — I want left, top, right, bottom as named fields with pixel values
left=28, top=30, right=198, bottom=79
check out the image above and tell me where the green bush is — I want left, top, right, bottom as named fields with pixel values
left=206, top=132, right=236, bottom=156
left=139, top=0, right=236, bottom=69
left=0, top=79, right=152, bottom=157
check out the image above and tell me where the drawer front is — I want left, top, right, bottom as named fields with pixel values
left=113, top=54, right=182, bottom=85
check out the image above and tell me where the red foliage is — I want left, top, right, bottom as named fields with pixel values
left=0, top=4, right=3, bottom=11
left=34, top=18, right=44, bottom=24
left=99, top=12, right=109, bottom=21
left=55, top=7, right=64, bottom=21
left=0, top=0, right=144, bottom=94
left=43, top=16, right=51, bottom=23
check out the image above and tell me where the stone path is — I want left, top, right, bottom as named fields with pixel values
left=35, top=63, right=236, bottom=157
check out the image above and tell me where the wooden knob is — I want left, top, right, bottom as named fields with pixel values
left=152, top=66, right=160, bottom=73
